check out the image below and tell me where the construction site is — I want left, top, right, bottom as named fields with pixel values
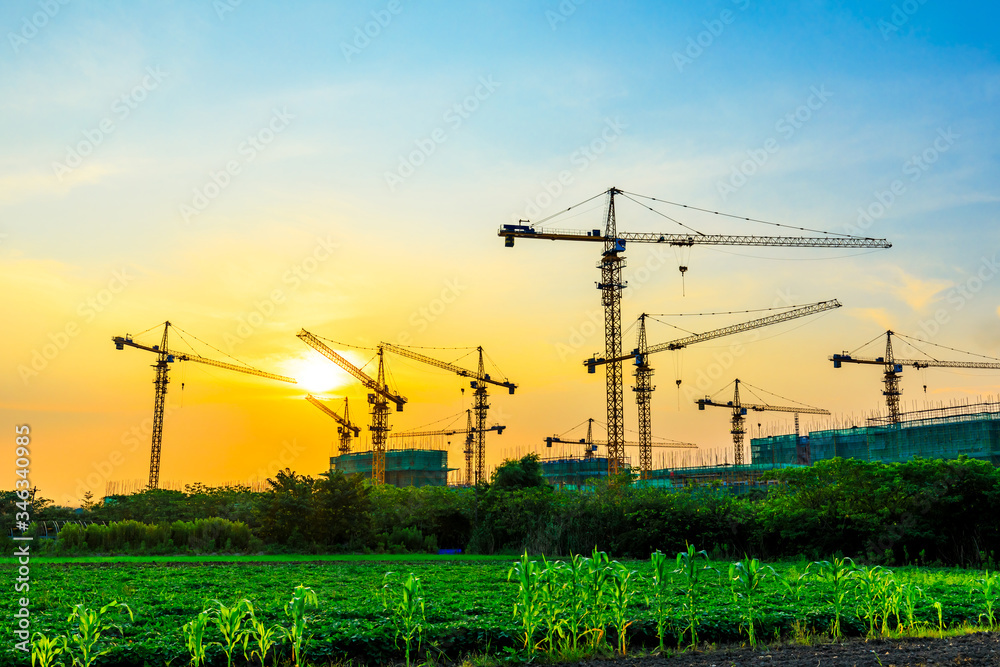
left=107, top=189, right=1000, bottom=496
left=751, top=399, right=1000, bottom=467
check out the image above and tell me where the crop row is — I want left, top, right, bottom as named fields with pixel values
left=7, top=553, right=999, bottom=666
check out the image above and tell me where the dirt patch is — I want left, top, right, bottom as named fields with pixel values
left=579, top=632, right=1000, bottom=667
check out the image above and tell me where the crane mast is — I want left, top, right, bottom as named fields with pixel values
left=632, top=315, right=653, bottom=478
left=113, top=321, right=296, bottom=489
left=305, top=395, right=360, bottom=455
left=831, top=330, right=1000, bottom=424
left=500, top=187, right=889, bottom=479
left=297, top=330, right=407, bottom=484
left=592, top=299, right=841, bottom=475
left=381, top=343, right=515, bottom=485
left=545, top=416, right=697, bottom=461
left=696, top=378, right=830, bottom=465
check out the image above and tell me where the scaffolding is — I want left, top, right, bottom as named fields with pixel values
left=751, top=399, right=1000, bottom=466
left=541, top=456, right=615, bottom=489
left=331, top=449, right=450, bottom=487
left=643, top=462, right=796, bottom=492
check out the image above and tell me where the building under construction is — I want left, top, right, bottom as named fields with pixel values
left=331, top=447, right=450, bottom=487
left=751, top=399, right=1000, bottom=467
left=541, top=456, right=614, bottom=488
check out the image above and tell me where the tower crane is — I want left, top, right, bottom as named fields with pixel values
left=591, top=299, right=842, bottom=476
left=112, top=321, right=296, bottom=489
left=388, top=409, right=506, bottom=485
left=500, top=187, right=890, bottom=479
left=696, top=378, right=830, bottom=465
left=381, top=344, right=515, bottom=485
left=305, top=394, right=360, bottom=455
left=545, top=418, right=697, bottom=463
left=297, top=330, right=407, bottom=484
left=831, top=330, right=1000, bottom=424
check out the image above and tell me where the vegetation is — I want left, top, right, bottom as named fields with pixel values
left=8, top=551, right=1000, bottom=667
left=7, top=456, right=1000, bottom=567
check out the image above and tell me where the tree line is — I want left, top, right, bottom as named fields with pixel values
left=3, top=455, right=999, bottom=567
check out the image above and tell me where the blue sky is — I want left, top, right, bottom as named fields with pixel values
left=2, top=0, right=999, bottom=499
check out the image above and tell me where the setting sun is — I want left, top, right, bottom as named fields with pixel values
left=284, top=354, right=354, bottom=395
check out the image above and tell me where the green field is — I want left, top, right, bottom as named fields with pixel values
left=4, top=555, right=997, bottom=667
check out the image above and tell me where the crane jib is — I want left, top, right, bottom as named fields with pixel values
left=499, top=225, right=891, bottom=249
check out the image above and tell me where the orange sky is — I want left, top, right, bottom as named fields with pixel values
left=2, top=3, right=999, bottom=505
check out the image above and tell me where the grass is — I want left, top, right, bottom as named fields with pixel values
left=0, top=553, right=516, bottom=565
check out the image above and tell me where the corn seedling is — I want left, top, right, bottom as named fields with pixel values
left=240, top=602, right=282, bottom=667
left=64, top=601, right=133, bottom=667
left=582, top=548, right=612, bottom=650
left=181, top=610, right=212, bottom=667
left=557, top=553, right=591, bottom=652
left=932, top=600, right=944, bottom=637
left=533, top=557, right=563, bottom=652
left=648, top=551, right=672, bottom=652
left=382, top=572, right=427, bottom=667
left=854, top=565, right=893, bottom=638
left=209, top=599, right=251, bottom=667
left=30, top=633, right=68, bottom=667
left=607, top=561, right=638, bottom=655
left=507, top=551, right=543, bottom=653
left=728, top=556, right=774, bottom=648
left=898, top=582, right=923, bottom=634
left=972, top=570, right=998, bottom=629
left=282, top=585, right=318, bottom=667
left=806, top=556, right=856, bottom=639
left=673, top=543, right=712, bottom=649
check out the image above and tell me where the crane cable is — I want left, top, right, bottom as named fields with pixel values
left=619, top=189, right=872, bottom=239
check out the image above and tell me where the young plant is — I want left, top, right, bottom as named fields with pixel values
left=64, top=601, right=133, bottom=667
left=972, top=570, right=999, bottom=629
left=897, top=582, right=923, bottom=634
left=648, top=551, right=672, bottom=652
left=673, top=543, right=713, bottom=649
left=209, top=599, right=251, bottom=667
left=607, top=561, right=638, bottom=655
left=854, top=565, right=892, bottom=638
left=181, top=610, right=212, bottom=667
left=282, top=585, right=318, bottom=667
left=30, top=633, right=68, bottom=667
left=806, top=556, right=857, bottom=639
left=381, top=572, right=427, bottom=667
left=240, top=601, right=282, bottom=667
left=507, top=551, right=543, bottom=653
left=536, top=557, right=568, bottom=653
left=932, top=600, right=944, bottom=637
left=728, top=556, right=774, bottom=648
left=558, top=553, right=591, bottom=652
left=582, top=547, right=613, bottom=650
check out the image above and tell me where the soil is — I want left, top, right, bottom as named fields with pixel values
left=578, top=632, right=1000, bottom=667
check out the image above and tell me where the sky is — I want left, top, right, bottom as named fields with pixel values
left=2, top=0, right=999, bottom=505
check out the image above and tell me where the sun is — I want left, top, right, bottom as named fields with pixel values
left=284, top=354, right=353, bottom=394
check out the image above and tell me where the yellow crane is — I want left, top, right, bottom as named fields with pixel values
left=388, top=409, right=505, bottom=484
left=297, top=330, right=407, bottom=484
left=696, top=378, right=830, bottom=465
left=112, top=321, right=296, bottom=489
left=545, top=417, right=697, bottom=463
left=590, top=299, right=842, bottom=477
left=831, top=330, right=1000, bottom=424
left=381, top=344, right=515, bottom=485
left=500, top=187, right=890, bottom=478
left=305, top=394, right=360, bottom=455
